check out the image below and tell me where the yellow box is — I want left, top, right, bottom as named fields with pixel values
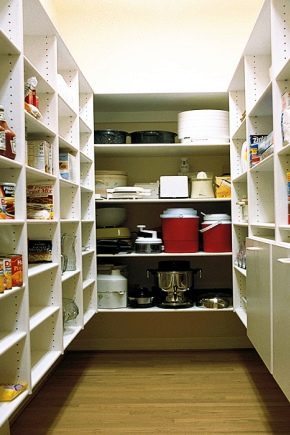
left=215, top=176, right=231, bottom=198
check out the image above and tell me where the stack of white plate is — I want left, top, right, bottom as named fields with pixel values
left=178, top=110, right=229, bottom=144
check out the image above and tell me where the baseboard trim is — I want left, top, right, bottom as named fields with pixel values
left=70, top=336, right=252, bottom=351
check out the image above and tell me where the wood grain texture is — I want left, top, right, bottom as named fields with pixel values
left=11, top=350, right=290, bottom=434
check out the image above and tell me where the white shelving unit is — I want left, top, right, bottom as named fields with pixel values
left=94, top=98, right=233, bottom=312
left=0, top=0, right=96, bottom=430
left=229, top=0, right=290, bottom=401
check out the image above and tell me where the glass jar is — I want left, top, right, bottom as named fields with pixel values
left=61, top=233, right=76, bottom=272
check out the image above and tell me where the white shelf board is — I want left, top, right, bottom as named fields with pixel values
left=233, top=221, right=249, bottom=227
left=249, top=154, right=274, bottom=172
left=98, top=306, right=233, bottom=313
left=81, top=185, right=94, bottom=193
left=61, top=270, right=80, bottom=282
left=95, top=197, right=231, bottom=204
left=58, top=94, right=78, bottom=118
left=0, top=286, right=25, bottom=300
left=232, top=171, right=247, bottom=183
left=26, top=165, right=57, bottom=182
left=0, top=30, right=21, bottom=55
left=279, top=225, right=290, bottom=230
left=84, top=309, right=96, bottom=326
left=0, top=331, right=27, bottom=356
left=234, top=307, right=247, bottom=327
left=278, top=143, right=290, bottom=156
left=79, top=116, right=92, bottom=134
left=0, top=219, right=24, bottom=225
left=234, top=265, right=247, bottom=277
left=25, top=111, right=56, bottom=137
left=0, top=390, right=29, bottom=428
left=250, top=222, right=275, bottom=228
left=27, top=219, right=58, bottom=225
left=248, top=81, right=272, bottom=117
left=59, top=178, right=79, bottom=189
left=97, top=251, right=232, bottom=258
left=30, top=306, right=60, bottom=331
left=80, top=151, right=93, bottom=163
left=60, top=219, right=79, bottom=224
left=28, top=262, right=59, bottom=278
left=24, top=56, right=55, bottom=93
left=276, top=57, right=290, bottom=81
left=83, top=278, right=95, bottom=290
left=59, top=136, right=78, bottom=153
left=63, top=325, right=82, bottom=350
left=94, top=142, right=230, bottom=157
left=31, top=350, right=62, bottom=388
left=232, top=118, right=246, bottom=140
left=0, top=156, right=22, bottom=169
left=82, top=248, right=95, bottom=257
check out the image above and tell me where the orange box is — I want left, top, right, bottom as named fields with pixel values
left=10, top=254, right=23, bottom=287
left=1, top=257, right=12, bottom=290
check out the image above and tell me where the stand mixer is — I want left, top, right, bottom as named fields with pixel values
left=147, top=261, right=201, bottom=309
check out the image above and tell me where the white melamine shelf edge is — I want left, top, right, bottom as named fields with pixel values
left=278, top=143, right=290, bottom=156
left=61, top=270, right=80, bottom=282
left=27, top=219, right=58, bottom=225
left=0, top=285, right=25, bottom=300
left=59, top=178, right=79, bottom=189
left=278, top=225, right=290, bottom=230
left=28, top=262, right=59, bottom=278
left=232, top=172, right=247, bottom=183
left=31, top=350, right=62, bottom=389
left=58, top=94, right=78, bottom=118
left=80, top=151, right=93, bottom=163
left=0, top=29, right=21, bottom=55
left=79, top=116, right=92, bottom=133
left=26, top=165, right=57, bottom=181
left=233, top=221, right=248, bottom=227
left=234, top=307, right=247, bottom=327
left=0, top=156, right=22, bottom=169
left=83, top=278, right=95, bottom=290
left=249, top=154, right=274, bottom=172
left=81, top=185, right=94, bottom=193
left=248, top=81, right=272, bottom=117
left=60, top=219, right=80, bottom=223
left=97, top=252, right=232, bottom=258
left=0, top=219, right=24, bottom=225
left=95, top=197, right=231, bottom=204
left=234, top=265, right=247, bottom=277
left=98, top=306, right=233, bottom=313
left=58, top=136, right=78, bottom=153
left=275, top=57, right=290, bottom=81
left=84, top=309, right=96, bottom=325
left=24, top=56, right=55, bottom=93
left=63, top=326, right=82, bottom=350
left=82, top=249, right=95, bottom=257
left=0, top=390, right=30, bottom=428
left=250, top=222, right=275, bottom=228
left=81, top=219, right=95, bottom=224
left=0, top=331, right=27, bottom=356
left=232, top=118, right=246, bottom=140
left=94, top=142, right=230, bottom=157
left=25, top=111, right=56, bottom=137
left=30, top=306, right=60, bottom=331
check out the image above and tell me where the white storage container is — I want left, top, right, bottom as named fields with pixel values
left=97, top=269, right=127, bottom=309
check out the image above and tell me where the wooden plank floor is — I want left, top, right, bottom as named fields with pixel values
left=11, top=350, right=290, bottom=434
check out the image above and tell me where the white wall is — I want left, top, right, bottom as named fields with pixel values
left=40, top=0, right=263, bottom=94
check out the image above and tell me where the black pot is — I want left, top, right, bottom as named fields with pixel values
left=94, top=129, right=128, bottom=144
left=130, top=130, right=177, bottom=144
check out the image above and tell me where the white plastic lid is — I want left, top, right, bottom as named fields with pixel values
left=202, top=213, right=231, bottom=221
left=160, top=208, right=198, bottom=218
left=135, top=236, right=162, bottom=244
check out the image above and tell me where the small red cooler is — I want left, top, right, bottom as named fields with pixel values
left=200, top=213, right=232, bottom=252
left=160, top=208, right=199, bottom=253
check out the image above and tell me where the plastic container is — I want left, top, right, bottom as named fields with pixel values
left=160, top=208, right=199, bottom=253
left=130, top=131, right=177, bottom=144
left=97, top=269, right=127, bottom=309
left=95, top=170, right=127, bottom=196
left=200, top=213, right=232, bottom=252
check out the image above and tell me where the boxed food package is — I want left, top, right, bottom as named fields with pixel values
left=249, top=135, right=268, bottom=167
left=0, top=257, right=12, bottom=290
left=27, top=184, right=54, bottom=220
left=59, top=152, right=76, bottom=181
left=0, top=183, right=15, bottom=220
left=215, top=176, right=231, bottom=198
left=28, top=240, right=52, bottom=263
left=27, top=140, right=53, bottom=174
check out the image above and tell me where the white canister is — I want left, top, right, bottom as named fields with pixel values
left=97, top=269, right=127, bottom=309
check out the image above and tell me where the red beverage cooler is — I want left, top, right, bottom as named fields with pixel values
left=160, top=208, right=199, bottom=253
left=200, top=213, right=232, bottom=252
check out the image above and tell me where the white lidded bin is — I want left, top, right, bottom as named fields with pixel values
left=97, top=269, right=127, bottom=309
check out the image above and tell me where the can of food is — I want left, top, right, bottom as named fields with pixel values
left=0, top=182, right=15, bottom=219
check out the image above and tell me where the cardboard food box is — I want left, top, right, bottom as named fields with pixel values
left=26, top=184, right=54, bottom=220
left=59, top=152, right=76, bottom=181
left=28, top=240, right=52, bottom=263
left=215, top=176, right=231, bottom=198
left=27, top=140, right=53, bottom=174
